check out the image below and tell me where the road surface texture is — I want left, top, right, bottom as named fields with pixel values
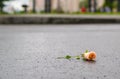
left=0, top=24, right=120, bottom=79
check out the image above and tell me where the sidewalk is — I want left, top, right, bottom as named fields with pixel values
left=0, top=14, right=120, bottom=24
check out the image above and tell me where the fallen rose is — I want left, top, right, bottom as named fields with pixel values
left=57, top=50, right=96, bottom=61
left=83, top=51, right=96, bottom=60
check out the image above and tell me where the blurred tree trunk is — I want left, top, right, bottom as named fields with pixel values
left=94, top=0, right=97, bottom=12
left=45, top=0, right=51, bottom=13
left=33, top=0, right=36, bottom=13
left=118, top=0, right=120, bottom=12
left=88, top=0, right=97, bottom=12
left=88, top=0, right=91, bottom=12
left=0, top=2, right=4, bottom=13
left=109, top=0, right=114, bottom=11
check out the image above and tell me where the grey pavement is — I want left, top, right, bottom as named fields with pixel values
left=0, top=24, right=120, bottom=79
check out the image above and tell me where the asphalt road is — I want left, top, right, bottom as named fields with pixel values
left=0, top=24, right=120, bottom=79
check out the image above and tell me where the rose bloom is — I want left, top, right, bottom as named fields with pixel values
left=84, top=51, right=96, bottom=60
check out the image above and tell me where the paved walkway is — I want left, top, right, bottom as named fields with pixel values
left=0, top=24, right=120, bottom=79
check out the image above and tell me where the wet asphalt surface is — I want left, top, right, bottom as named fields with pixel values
left=0, top=24, right=120, bottom=79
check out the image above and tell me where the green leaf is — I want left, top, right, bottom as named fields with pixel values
left=76, top=56, right=80, bottom=60
left=85, top=50, right=89, bottom=53
left=65, top=55, right=71, bottom=59
left=81, top=54, right=84, bottom=57
left=82, top=58, right=87, bottom=61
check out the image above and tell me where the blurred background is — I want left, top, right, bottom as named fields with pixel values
left=0, top=0, right=120, bottom=14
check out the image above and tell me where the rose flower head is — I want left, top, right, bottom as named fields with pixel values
left=83, top=51, right=96, bottom=60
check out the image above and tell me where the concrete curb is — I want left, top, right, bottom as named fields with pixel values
left=0, top=15, right=120, bottom=24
